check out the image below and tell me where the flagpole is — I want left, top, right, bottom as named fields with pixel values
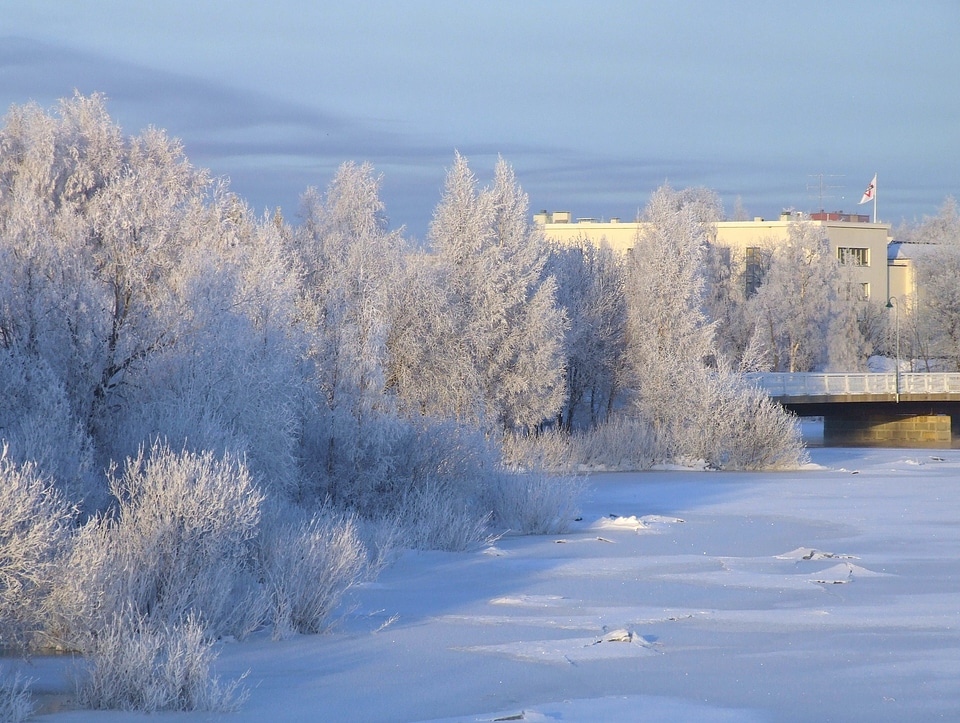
left=873, top=172, right=878, bottom=223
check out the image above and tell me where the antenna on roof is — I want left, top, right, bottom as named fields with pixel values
left=807, top=173, right=845, bottom=213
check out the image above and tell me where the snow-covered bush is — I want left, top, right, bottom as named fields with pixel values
left=0, top=446, right=73, bottom=650
left=708, top=377, right=807, bottom=470
left=296, top=398, right=408, bottom=513
left=48, top=445, right=266, bottom=649
left=0, top=666, right=34, bottom=723
left=657, top=365, right=807, bottom=471
left=77, top=612, right=246, bottom=713
left=502, top=422, right=660, bottom=474
left=300, top=415, right=501, bottom=550
left=500, top=428, right=576, bottom=472
left=0, top=350, right=98, bottom=509
left=484, top=469, right=583, bottom=536
left=388, top=420, right=494, bottom=503
left=388, top=480, right=492, bottom=552
left=572, top=416, right=661, bottom=471
left=259, top=505, right=368, bottom=637
left=384, top=420, right=506, bottom=549
left=488, top=432, right=585, bottom=534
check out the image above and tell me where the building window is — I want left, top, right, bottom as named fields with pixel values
left=842, top=282, right=871, bottom=301
left=745, top=246, right=763, bottom=297
left=838, top=247, right=870, bottom=266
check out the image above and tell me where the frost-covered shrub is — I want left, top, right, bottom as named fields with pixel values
left=384, top=420, right=501, bottom=550
left=352, top=421, right=586, bottom=544
left=501, top=423, right=656, bottom=473
left=0, top=666, right=34, bottom=723
left=0, top=350, right=98, bottom=509
left=500, top=428, right=576, bottom=472
left=388, top=480, right=492, bottom=552
left=705, top=377, right=807, bottom=470
left=665, top=368, right=806, bottom=470
left=110, top=328, right=301, bottom=500
left=485, top=432, right=585, bottom=535
left=299, top=415, right=500, bottom=550
left=388, top=420, right=494, bottom=502
left=77, top=612, right=247, bottom=713
left=297, top=400, right=408, bottom=513
left=0, top=447, right=73, bottom=650
left=485, top=469, right=583, bottom=536
left=259, top=504, right=368, bottom=637
left=572, top=415, right=662, bottom=471
left=48, top=445, right=266, bottom=649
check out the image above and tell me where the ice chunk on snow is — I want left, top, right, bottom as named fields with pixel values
left=591, top=514, right=685, bottom=533
left=595, top=515, right=648, bottom=531
left=809, top=562, right=890, bottom=584
left=490, top=595, right=565, bottom=608
left=776, top=547, right=859, bottom=561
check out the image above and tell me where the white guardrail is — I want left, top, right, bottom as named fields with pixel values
left=746, top=372, right=960, bottom=397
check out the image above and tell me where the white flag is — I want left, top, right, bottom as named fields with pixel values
left=859, top=174, right=877, bottom=205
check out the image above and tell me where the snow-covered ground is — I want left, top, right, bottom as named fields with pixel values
left=28, top=446, right=960, bottom=722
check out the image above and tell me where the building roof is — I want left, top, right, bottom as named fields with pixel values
left=887, top=241, right=943, bottom=262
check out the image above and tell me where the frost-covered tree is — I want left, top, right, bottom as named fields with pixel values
left=422, top=153, right=566, bottom=432
left=826, top=259, right=876, bottom=371
left=546, top=236, right=627, bottom=430
left=0, top=94, right=583, bottom=589
left=746, top=219, right=840, bottom=372
left=707, top=219, right=872, bottom=373
left=615, top=185, right=803, bottom=467
left=294, top=162, right=408, bottom=504
left=621, top=185, right=717, bottom=436
left=386, top=247, right=466, bottom=416
left=0, top=94, right=214, bottom=465
left=0, top=350, right=96, bottom=505
left=110, top=195, right=304, bottom=496
left=0, top=95, right=306, bottom=499
left=703, top=243, right=767, bottom=370
left=907, top=197, right=960, bottom=369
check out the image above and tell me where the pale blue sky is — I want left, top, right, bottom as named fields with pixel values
left=2, top=1, right=958, bottom=237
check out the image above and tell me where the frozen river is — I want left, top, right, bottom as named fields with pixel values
left=30, top=446, right=960, bottom=722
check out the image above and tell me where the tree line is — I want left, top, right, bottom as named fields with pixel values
left=890, top=198, right=960, bottom=371
left=0, top=93, right=823, bottom=714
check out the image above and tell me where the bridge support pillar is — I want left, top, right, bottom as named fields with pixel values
left=823, top=413, right=953, bottom=448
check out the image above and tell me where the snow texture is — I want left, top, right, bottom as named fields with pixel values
left=20, top=446, right=960, bottom=722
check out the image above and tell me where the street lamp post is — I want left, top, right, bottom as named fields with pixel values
left=886, top=297, right=900, bottom=402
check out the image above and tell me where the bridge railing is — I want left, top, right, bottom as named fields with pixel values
left=900, top=373, right=960, bottom=394
left=746, top=372, right=960, bottom=397
left=746, top=372, right=894, bottom=397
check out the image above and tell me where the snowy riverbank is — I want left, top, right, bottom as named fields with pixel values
left=29, top=446, right=960, bottom=722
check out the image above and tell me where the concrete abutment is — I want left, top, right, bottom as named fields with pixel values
left=823, top=413, right=954, bottom=448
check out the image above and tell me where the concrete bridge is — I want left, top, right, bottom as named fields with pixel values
left=747, top=372, right=960, bottom=447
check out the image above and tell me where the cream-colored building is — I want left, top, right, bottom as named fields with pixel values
left=885, top=241, right=940, bottom=302
left=535, top=210, right=896, bottom=303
